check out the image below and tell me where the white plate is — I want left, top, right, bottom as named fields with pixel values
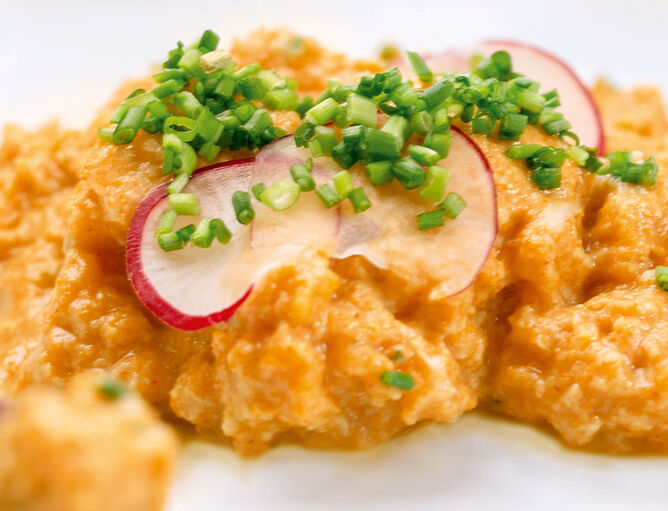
left=3, top=1, right=668, bottom=509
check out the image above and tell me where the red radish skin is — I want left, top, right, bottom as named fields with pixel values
left=397, top=41, right=605, bottom=152
left=126, top=159, right=255, bottom=331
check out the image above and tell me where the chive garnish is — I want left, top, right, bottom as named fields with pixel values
left=380, top=370, right=415, bottom=390
left=232, top=191, right=255, bottom=224
left=656, top=266, right=668, bottom=291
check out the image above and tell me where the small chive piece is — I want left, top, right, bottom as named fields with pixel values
left=252, top=182, right=266, bottom=200
left=380, top=370, right=415, bottom=390
left=417, top=209, right=446, bottom=230
left=305, top=97, right=340, bottom=125
left=113, top=105, right=146, bottom=145
left=243, top=109, right=272, bottom=141
left=410, top=111, right=433, bottom=136
left=98, top=377, right=127, bottom=400
left=314, top=125, right=338, bottom=156
left=168, top=193, right=201, bottom=216
left=505, top=144, right=544, bottom=159
left=348, top=187, right=371, bottom=213
left=439, top=192, right=467, bottom=219
left=405, top=50, right=433, bottom=83
left=381, top=115, right=411, bottom=145
left=164, top=116, right=197, bottom=142
left=333, top=170, right=354, bottom=198
left=167, top=173, right=189, bottom=195
left=408, top=145, right=441, bottom=166
left=531, top=167, right=561, bottom=190
left=315, top=183, right=341, bottom=208
left=232, top=191, right=255, bottom=224
left=176, top=224, right=196, bottom=242
left=362, top=128, right=402, bottom=162
left=158, top=232, right=184, bottom=252
left=264, top=88, right=299, bottom=110
left=346, top=93, right=378, bottom=128
left=260, top=179, right=301, bottom=211
left=656, top=266, right=668, bottom=291
left=499, top=113, right=528, bottom=141
left=97, top=128, right=115, bottom=142
left=392, top=158, right=426, bottom=189
left=290, top=163, right=316, bottom=191
left=192, top=218, right=215, bottom=248
left=419, top=165, right=451, bottom=202
left=366, top=161, right=394, bottom=186
left=424, top=132, right=452, bottom=158
left=155, top=209, right=178, bottom=236
left=210, top=218, right=232, bottom=244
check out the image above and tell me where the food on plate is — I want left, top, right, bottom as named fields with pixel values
left=0, top=373, right=177, bottom=511
left=0, top=26, right=667, bottom=506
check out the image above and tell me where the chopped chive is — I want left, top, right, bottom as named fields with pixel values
left=472, top=116, right=495, bottom=135
left=417, top=209, right=446, bottom=230
left=408, top=145, right=441, bottom=166
left=210, top=218, right=232, bottom=244
left=168, top=193, right=200, bottom=216
left=214, top=76, right=236, bottom=98
left=238, top=76, right=266, bottom=100
left=192, top=218, right=215, bottom=248
left=656, top=266, right=668, bottom=291
left=420, top=79, right=453, bottom=110
left=641, top=157, right=658, bottom=186
left=178, top=47, right=205, bottom=79
left=439, top=192, right=467, bottom=218
left=290, top=163, right=315, bottom=191
left=380, top=370, right=414, bottom=390
left=391, top=82, right=419, bottom=107
left=252, top=182, right=266, bottom=200
left=152, top=78, right=186, bottom=100
left=232, top=191, right=255, bottom=223
left=305, top=97, right=340, bottom=125
left=294, top=121, right=315, bottom=147
left=346, top=93, right=377, bottom=127
left=405, top=50, right=433, bottom=83
left=233, top=102, right=256, bottom=123
left=348, top=187, right=371, bottom=213
left=97, top=128, right=114, bottom=142
left=176, top=224, right=196, bottom=242
left=419, top=165, right=451, bottom=202
left=155, top=209, right=178, bottom=236
left=296, top=96, right=315, bottom=118
left=260, top=179, right=301, bottom=211
left=110, top=103, right=129, bottom=124
left=264, top=88, right=298, bottom=110
left=542, top=117, right=571, bottom=135
left=505, top=144, right=544, bottom=159
left=164, top=116, right=197, bottom=142
left=199, top=141, right=221, bottom=161
left=331, top=141, right=357, bottom=169
left=381, top=115, right=411, bottom=145
left=257, top=69, right=285, bottom=91
left=113, top=105, right=146, bottom=145
left=314, top=125, right=338, bottom=156
left=243, top=109, right=272, bottom=140
left=342, top=124, right=366, bottom=148
left=392, top=158, right=426, bottom=189
left=308, top=138, right=325, bottom=158
left=158, top=232, right=184, bottom=252
left=499, top=113, right=528, bottom=141
left=333, top=170, right=354, bottom=198
left=174, top=91, right=204, bottom=118
left=315, top=183, right=341, bottom=208
left=424, top=132, right=452, bottom=159
left=98, top=378, right=127, bottom=400
left=531, top=167, right=561, bottom=190
left=362, top=128, right=402, bottom=162
left=167, top=173, right=190, bottom=194
left=366, top=161, right=393, bottom=186
left=567, top=145, right=589, bottom=167
left=516, top=88, right=546, bottom=113
left=410, top=111, right=433, bottom=136
left=195, top=109, right=223, bottom=142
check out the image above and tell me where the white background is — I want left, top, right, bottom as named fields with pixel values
left=2, top=1, right=668, bottom=509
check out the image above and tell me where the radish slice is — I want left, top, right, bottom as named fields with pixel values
left=399, top=41, right=604, bottom=151
left=126, top=138, right=341, bottom=331
left=127, top=160, right=256, bottom=330
left=249, top=136, right=340, bottom=264
left=127, top=131, right=496, bottom=330
left=334, top=126, right=497, bottom=298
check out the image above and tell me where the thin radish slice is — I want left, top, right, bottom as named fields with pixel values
left=398, top=41, right=604, bottom=151
left=334, top=126, right=497, bottom=298
left=250, top=136, right=340, bottom=263
left=127, top=160, right=255, bottom=331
